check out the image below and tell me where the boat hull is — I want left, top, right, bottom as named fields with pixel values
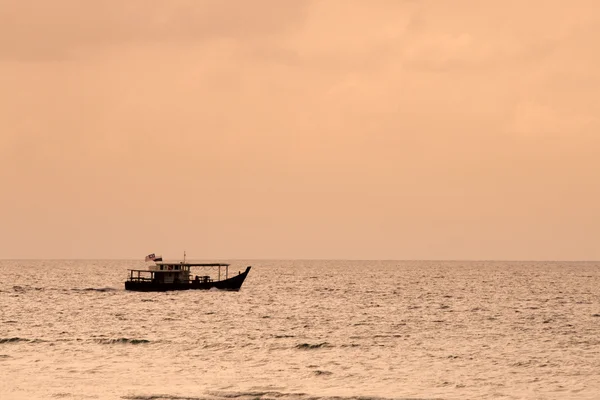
left=125, top=266, right=251, bottom=292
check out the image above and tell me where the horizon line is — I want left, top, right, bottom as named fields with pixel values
left=0, top=258, right=598, bottom=262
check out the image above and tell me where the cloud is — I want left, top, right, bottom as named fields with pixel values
left=509, top=100, right=598, bottom=137
left=0, top=0, right=310, bottom=61
left=394, top=0, right=599, bottom=72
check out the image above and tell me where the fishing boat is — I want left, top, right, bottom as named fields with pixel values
left=125, top=254, right=251, bottom=292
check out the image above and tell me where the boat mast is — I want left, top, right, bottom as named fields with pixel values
left=184, top=250, right=186, bottom=263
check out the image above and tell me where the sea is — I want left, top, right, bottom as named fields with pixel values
left=1, top=260, right=599, bottom=400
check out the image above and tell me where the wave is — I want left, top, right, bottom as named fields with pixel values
left=8, top=286, right=119, bottom=293
left=313, top=370, right=333, bottom=376
left=123, top=396, right=208, bottom=400
left=94, top=338, right=150, bottom=345
left=12, top=285, right=44, bottom=292
left=0, top=337, right=49, bottom=344
left=1, top=337, right=152, bottom=345
left=72, top=287, right=119, bottom=292
left=123, top=396, right=215, bottom=400
left=295, top=342, right=332, bottom=350
left=373, top=334, right=402, bottom=338
left=0, top=337, right=29, bottom=344
left=123, top=391, right=441, bottom=400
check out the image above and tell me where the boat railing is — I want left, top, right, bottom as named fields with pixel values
left=127, top=276, right=154, bottom=282
left=190, top=275, right=213, bottom=284
left=127, top=276, right=214, bottom=283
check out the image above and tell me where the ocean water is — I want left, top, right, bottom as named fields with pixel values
left=1, top=260, right=599, bottom=400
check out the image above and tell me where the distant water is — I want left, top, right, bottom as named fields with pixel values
left=1, top=260, right=600, bottom=400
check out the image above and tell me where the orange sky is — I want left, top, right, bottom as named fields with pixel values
left=1, top=1, right=599, bottom=259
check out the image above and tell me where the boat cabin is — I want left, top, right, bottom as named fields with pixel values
left=127, top=262, right=231, bottom=285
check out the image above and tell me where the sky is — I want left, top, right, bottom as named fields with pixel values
left=1, top=0, right=599, bottom=260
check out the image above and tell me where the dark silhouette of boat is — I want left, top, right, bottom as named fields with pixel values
left=125, top=260, right=251, bottom=292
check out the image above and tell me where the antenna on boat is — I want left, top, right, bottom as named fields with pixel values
left=184, top=250, right=186, bottom=263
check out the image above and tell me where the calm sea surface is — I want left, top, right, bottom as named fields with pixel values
left=1, top=260, right=599, bottom=400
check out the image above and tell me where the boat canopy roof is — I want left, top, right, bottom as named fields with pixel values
left=127, top=262, right=230, bottom=273
left=155, top=262, right=230, bottom=267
